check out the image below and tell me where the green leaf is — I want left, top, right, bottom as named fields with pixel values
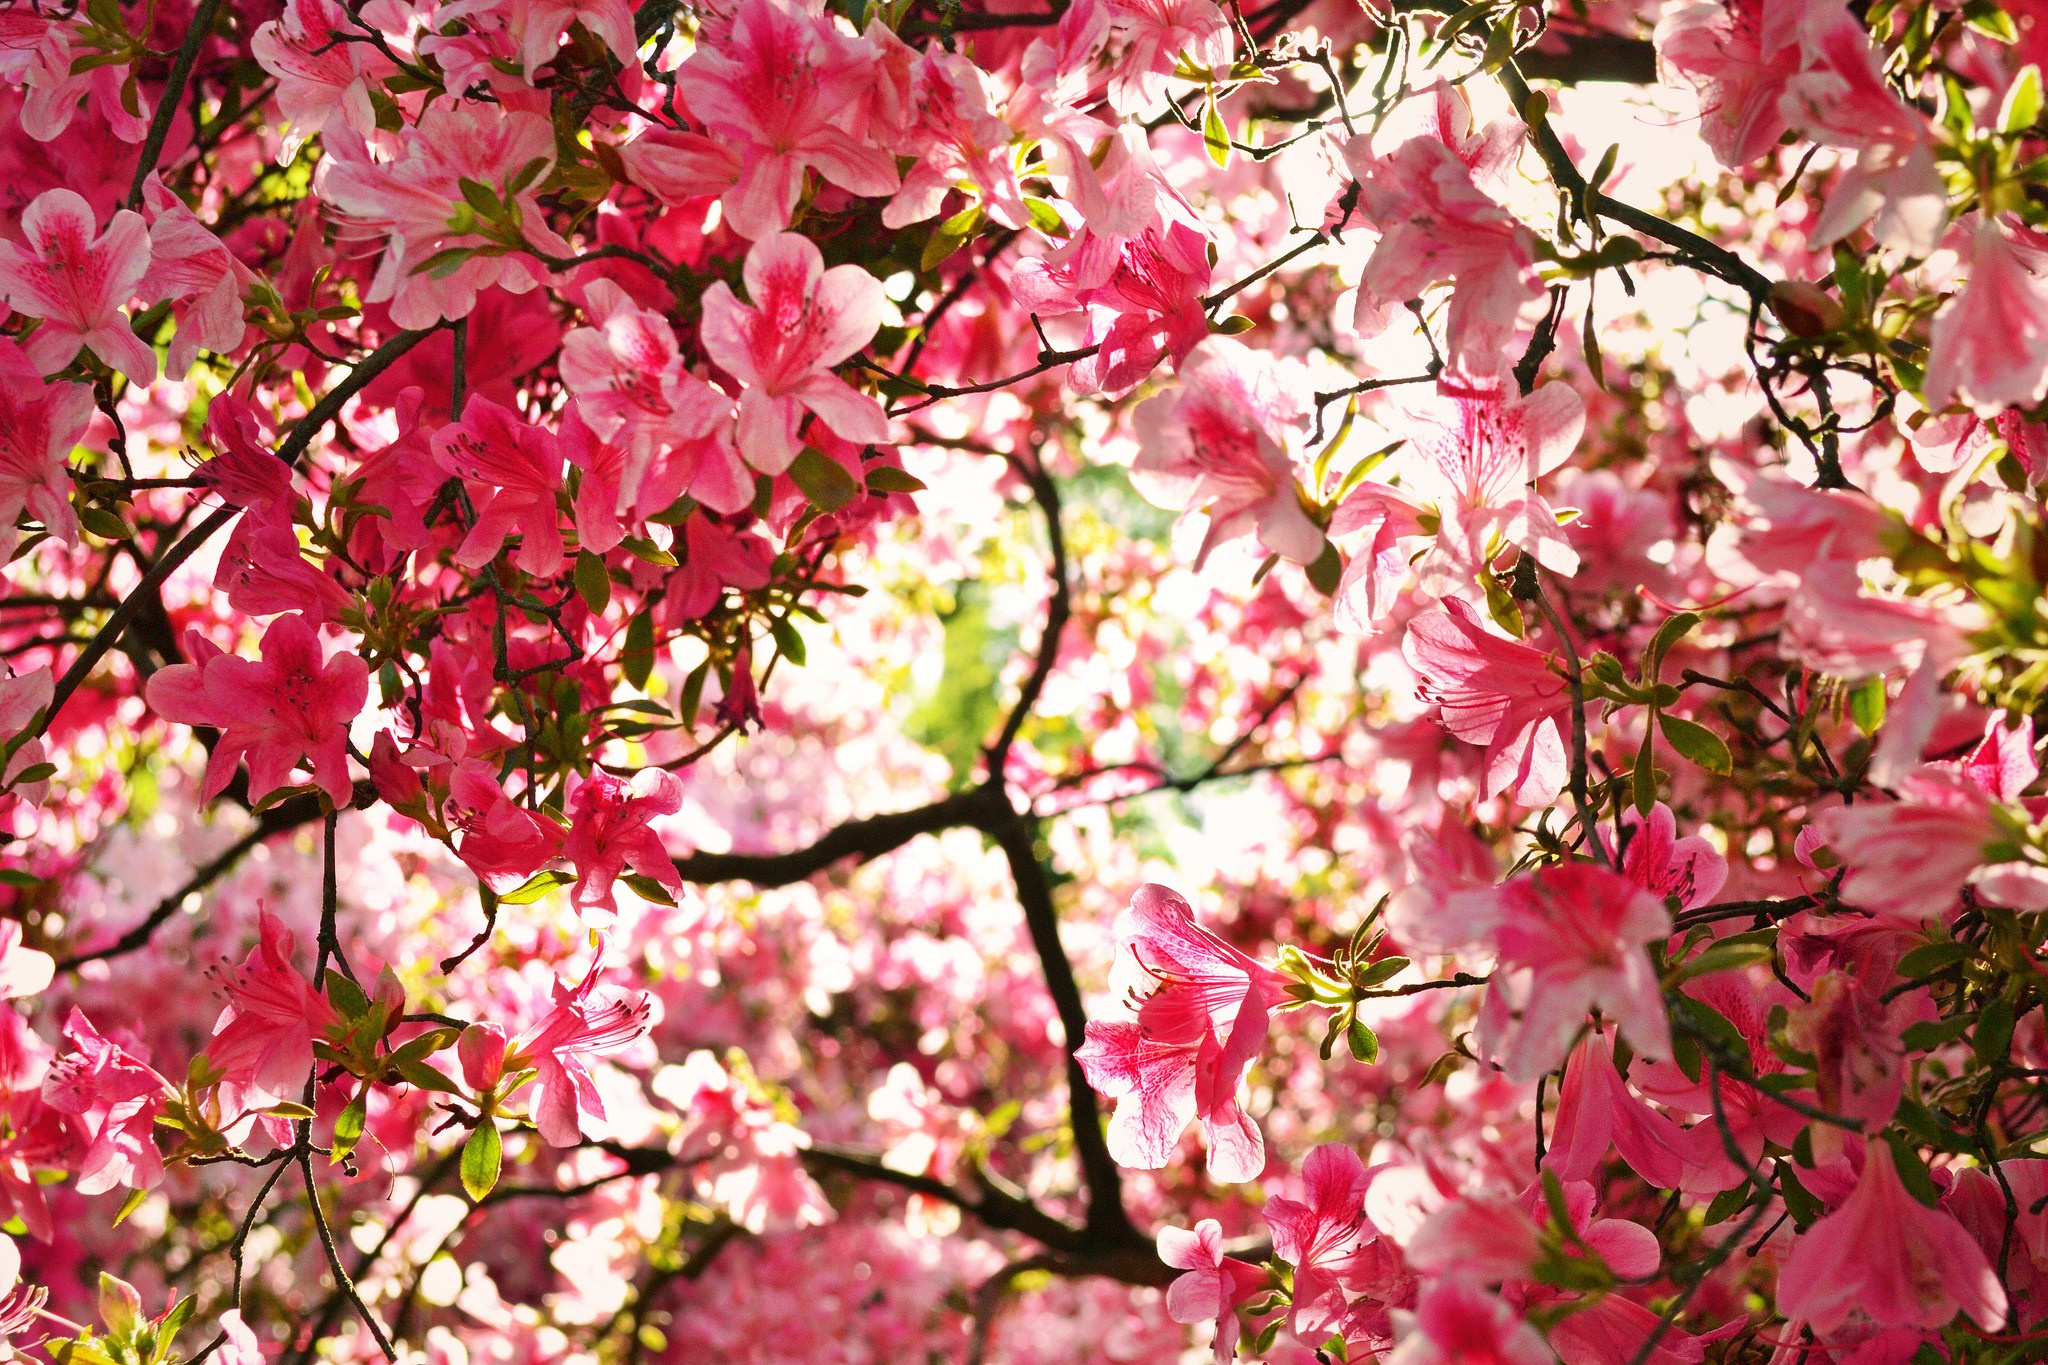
left=1896, top=940, right=1974, bottom=979
left=1305, top=539, right=1342, bottom=596
left=1900, top=1015, right=1974, bottom=1051
left=461, top=1122, right=503, bottom=1201
left=324, top=970, right=372, bottom=1019
left=1660, top=713, right=1732, bottom=776
left=1976, top=995, right=2017, bottom=1067
left=331, top=1090, right=368, bottom=1164
left=1632, top=720, right=1658, bottom=816
left=458, top=177, right=501, bottom=217
left=498, top=868, right=574, bottom=904
left=1203, top=92, right=1230, bottom=167
left=1213, top=314, right=1256, bottom=334
left=1848, top=676, right=1886, bottom=735
left=1353, top=955, right=1410, bottom=989
left=619, top=535, right=677, bottom=567
left=619, top=872, right=679, bottom=907
left=864, top=466, right=927, bottom=495
left=574, top=550, right=611, bottom=614
left=1676, top=938, right=1776, bottom=981
left=1022, top=197, right=1065, bottom=235
left=394, top=1058, right=463, bottom=1094
left=2004, top=64, right=2044, bottom=132
left=770, top=615, right=807, bottom=667
left=111, top=1188, right=149, bottom=1229
left=622, top=611, right=655, bottom=690
left=508, top=156, right=551, bottom=194
left=1346, top=1016, right=1380, bottom=1064
left=1642, top=611, right=1700, bottom=682
left=1887, top=1134, right=1942, bottom=1206
left=789, top=448, right=859, bottom=512
left=1776, top=1161, right=1823, bottom=1229
left=1701, top=1182, right=1750, bottom=1227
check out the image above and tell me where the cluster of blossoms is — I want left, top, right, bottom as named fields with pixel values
left=14, top=0, right=2048, bottom=1358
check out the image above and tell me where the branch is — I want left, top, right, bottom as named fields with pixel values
left=1517, top=32, right=1657, bottom=85
left=985, top=453, right=1069, bottom=772
left=126, top=0, right=228, bottom=209
left=670, top=780, right=1011, bottom=886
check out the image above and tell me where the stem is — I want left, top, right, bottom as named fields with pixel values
left=125, top=0, right=229, bottom=210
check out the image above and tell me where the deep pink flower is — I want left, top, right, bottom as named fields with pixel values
left=660, top=516, right=776, bottom=625
left=1074, top=884, right=1287, bottom=1182
left=698, top=231, right=889, bottom=475
left=1265, top=1144, right=1382, bottom=1342
left=1012, top=221, right=1213, bottom=396
left=1543, top=1030, right=1687, bottom=1191
left=1613, top=803, right=1728, bottom=911
left=1158, top=1218, right=1266, bottom=1365
left=1777, top=1140, right=2007, bottom=1337
left=201, top=912, right=340, bottom=1114
left=673, top=0, right=900, bottom=240
left=139, top=175, right=251, bottom=381
left=143, top=614, right=370, bottom=807
left=431, top=396, right=567, bottom=576
left=1385, top=1279, right=1551, bottom=1365
left=1129, top=336, right=1323, bottom=570
left=42, top=1010, right=168, bottom=1195
left=562, top=770, right=685, bottom=923
left=508, top=964, right=656, bottom=1145
left=445, top=762, right=566, bottom=890
left=249, top=0, right=390, bottom=159
left=0, top=187, right=154, bottom=385
left=1402, top=597, right=1569, bottom=806
left=883, top=51, right=1027, bottom=231
left=1632, top=974, right=1809, bottom=1190
left=0, top=339, right=86, bottom=558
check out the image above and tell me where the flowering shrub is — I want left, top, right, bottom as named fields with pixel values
left=9, top=0, right=2048, bottom=1359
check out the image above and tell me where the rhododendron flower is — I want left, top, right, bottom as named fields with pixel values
left=0, top=924, right=51, bottom=1005
left=1265, top=1143, right=1382, bottom=1342
left=0, top=187, right=154, bottom=385
left=1102, top=0, right=1234, bottom=113
left=144, top=615, right=370, bottom=807
left=1343, top=131, right=1542, bottom=380
left=43, top=1011, right=169, bottom=1195
left=1014, top=220, right=1214, bottom=396
left=1158, top=1219, right=1265, bottom=1365
left=1423, top=863, right=1672, bottom=1081
left=883, top=51, right=1026, bottom=231
left=1783, top=969, right=1921, bottom=1148
left=509, top=965, right=656, bottom=1145
left=0, top=667, right=53, bottom=812
left=1817, top=766, right=2007, bottom=921
left=446, top=762, right=566, bottom=889
left=509, top=0, right=637, bottom=77
left=1385, top=1279, right=1551, bottom=1365
left=0, top=339, right=86, bottom=558
left=139, top=175, right=252, bottom=381
left=698, top=232, right=889, bottom=475
left=661, top=515, right=777, bottom=625
left=1777, top=1141, right=2007, bottom=1337
left=562, top=770, right=685, bottom=923
left=1543, top=1031, right=1687, bottom=1191
left=250, top=0, right=390, bottom=159
left=1654, top=0, right=1811, bottom=166
left=202, top=913, right=340, bottom=1114
left=673, top=0, right=900, bottom=240
left=431, top=397, right=567, bottom=576
left=1075, top=884, right=1287, bottom=1182
left=1402, top=597, right=1569, bottom=806
left=1924, top=216, right=2048, bottom=417
left=1613, top=803, right=1728, bottom=911
left=1130, top=336, right=1323, bottom=569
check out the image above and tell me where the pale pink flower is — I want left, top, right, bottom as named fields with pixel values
left=249, top=0, right=390, bottom=159
left=1101, top=0, right=1234, bottom=114
left=1951, top=713, right=2041, bottom=803
left=0, top=923, right=52, bottom=1005
left=1437, top=863, right=1672, bottom=1081
left=11, top=18, right=149, bottom=144
left=509, top=0, right=637, bottom=77
left=698, top=231, right=889, bottom=475
left=508, top=964, right=656, bottom=1145
left=1776, top=1140, right=2007, bottom=1337
left=1265, top=1143, right=1382, bottom=1342
left=1158, top=1219, right=1267, bottom=1365
left=1074, top=884, right=1287, bottom=1182
left=319, top=104, right=574, bottom=328
left=1402, top=597, right=1569, bottom=807
left=42, top=1010, right=169, bottom=1195
left=1924, top=216, right=2048, bottom=416
left=0, top=187, right=154, bottom=385
left=1706, top=457, right=1891, bottom=583
left=883, top=51, right=1026, bottom=230
left=1129, top=336, right=1323, bottom=569
left=214, top=1311, right=263, bottom=1365
left=1343, top=133, right=1542, bottom=380
left=0, top=339, right=86, bottom=558
left=143, top=614, right=370, bottom=807
left=1388, top=380, right=1586, bottom=596
left=201, top=912, right=340, bottom=1114
left=1780, top=7, right=1947, bottom=256
left=1780, top=557, right=1981, bottom=683
left=1012, top=220, right=1213, bottom=396
left=1817, top=766, right=2005, bottom=920
left=1329, top=482, right=1429, bottom=636
left=562, top=770, right=685, bottom=924
left=673, top=0, right=900, bottom=240
left=1384, top=1279, right=1551, bottom=1365
left=1654, top=0, right=1813, bottom=166
left=0, top=667, right=53, bottom=812
left=431, top=396, right=567, bottom=576
left=138, top=175, right=252, bottom=381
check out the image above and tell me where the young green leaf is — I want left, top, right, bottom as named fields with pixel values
left=462, top=1122, right=503, bottom=1202
left=1660, top=713, right=1732, bottom=776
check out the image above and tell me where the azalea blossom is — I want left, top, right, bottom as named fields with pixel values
left=1264, top=1143, right=1382, bottom=1342
left=1158, top=1218, right=1266, bottom=1365
left=507, top=964, right=657, bottom=1145
left=0, top=339, right=86, bottom=558
left=200, top=913, right=340, bottom=1114
left=1402, top=597, right=1570, bottom=806
left=562, top=770, right=686, bottom=924
left=1924, top=216, right=2048, bottom=417
left=0, top=187, right=154, bottom=385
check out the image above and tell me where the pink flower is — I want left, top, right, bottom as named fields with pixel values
left=1613, top=803, right=1728, bottom=911
left=1129, top=336, right=1323, bottom=569
left=673, top=0, right=900, bottom=240
left=1632, top=974, right=1809, bottom=1189
left=215, top=514, right=352, bottom=624
left=249, top=0, right=389, bottom=159
left=431, top=396, right=567, bottom=576
left=320, top=104, right=573, bottom=328
left=1329, top=482, right=1429, bottom=636
left=509, top=0, right=637, bottom=78
left=1654, top=0, right=1812, bottom=166
left=42, top=1010, right=169, bottom=1196
left=1782, top=972, right=1913, bottom=1147
left=0, top=339, right=86, bottom=558
left=1158, top=1219, right=1266, bottom=1365
left=1265, top=1143, right=1382, bottom=1342
left=1543, top=1030, right=1687, bottom=1191
left=660, top=515, right=776, bottom=625
left=1707, top=458, right=1891, bottom=581
left=143, top=614, right=370, bottom=807
left=562, top=770, right=685, bottom=923
left=508, top=964, right=656, bottom=1145
left=1343, top=133, right=1542, bottom=380
left=1013, top=221, right=1213, bottom=396
left=1434, top=863, right=1672, bottom=1081
left=1925, top=216, right=2048, bottom=417
left=196, top=396, right=294, bottom=515
left=1402, top=597, right=1569, bottom=806
left=1074, top=884, right=1287, bottom=1182
left=0, top=668, right=53, bottom=813
left=1777, top=1140, right=2007, bottom=1338
left=139, top=175, right=252, bottom=381
left=0, top=187, right=154, bottom=385
left=883, top=51, right=1026, bottom=231
left=1780, top=7, right=1946, bottom=256
left=1387, top=380, right=1586, bottom=596
left=1101, top=0, right=1234, bottom=114
left=215, top=1311, right=263, bottom=1365
left=1817, top=766, right=2005, bottom=921
left=1385, top=1279, right=1551, bottom=1365
left=200, top=912, right=340, bottom=1114
left=699, top=231, right=889, bottom=475
left=0, top=924, right=52, bottom=1004
left=446, top=762, right=566, bottom=890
